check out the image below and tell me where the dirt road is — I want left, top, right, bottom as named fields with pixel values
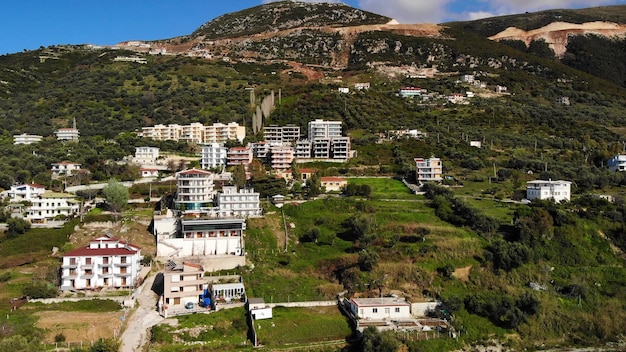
left=119, top=273, right=163, bottom=352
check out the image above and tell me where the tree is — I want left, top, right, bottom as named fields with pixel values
left=306, top=173, right=322, bottom=198
left=6, top=217, right=31, bottom=238
left=232, top=164, right=247, bottom=188
left=102, top=178, right=129, bottom=213
left=362, top=326, right=399, bottom=352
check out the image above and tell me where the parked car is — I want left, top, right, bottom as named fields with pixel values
left=185, top=302, right=194, bottom=309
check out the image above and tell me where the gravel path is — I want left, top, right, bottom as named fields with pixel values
left=119, top=273, right=164, bottom=352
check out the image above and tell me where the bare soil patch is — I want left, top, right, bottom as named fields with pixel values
left=452, top=265, right=472, bottom=282
left=35, top=311, right=122, bottom=343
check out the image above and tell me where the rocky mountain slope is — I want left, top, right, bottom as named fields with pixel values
left=488, top=21, right=626, bottom=58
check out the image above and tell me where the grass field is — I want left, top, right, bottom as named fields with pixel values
left=348, top=177, right=418, bottom=199
left=255, top=306, right=352, bottom=347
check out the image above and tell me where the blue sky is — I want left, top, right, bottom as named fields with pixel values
left=2, top=0, right=626, bottom=55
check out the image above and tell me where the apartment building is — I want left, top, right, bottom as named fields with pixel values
left=526, top=180, right=571, bottom=203
left=13, top=133, right=43, bottom=145
left=134, top=147, right=160, bottom=165
left=251, top=142, right=270, bottom=160
left=175, top=169, right=215, bottom=211
left=308, top=119, right=342, bottom=139
left=331, top=137, right=351, bottom=160
left=263, top=125, right=301, bottom=146
left=60, top=235, right=142, bottom=290
left=162, top=262, right=205, bottom=310
left=312, top=138, right=331, bottom=159
left=200, top=143, right=228, bottom=169
left=414, top=157, right=443, bottom=183
left=295, top=140, right=312, bottom=159
left=227, top=147, right=253, bottom=166
left=216, top=186, right=261, bottom=217
left=141, top=122, right=245, bottom=144
left=270, top=146, right=294, bottom=170
left=26, top=192, right=80, bottom=223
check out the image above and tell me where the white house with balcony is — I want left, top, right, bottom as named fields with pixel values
left=51, top=161, right=82, bottom=179
left=55, top=128, right=80, bottom=141
left=6, top=184, right=46, bottom=202
left=216, top=186, right=261, bottom=217
left=415, top=157, right=443, bottom=183
left=26, top=192, right=80, bottom=223
left=526, top=180, right=571, bottom=202
left=161, top=262, right=206, bottom=312
left=608, top=154, right=626, bottom=172
left=60, top=235, right=142, bottom=290
left=14, top=133, right=43, bottom=145
left=134, top=147, right=160, bottom=165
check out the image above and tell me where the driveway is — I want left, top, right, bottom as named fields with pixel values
left=119, top=272, right=164, bottom=352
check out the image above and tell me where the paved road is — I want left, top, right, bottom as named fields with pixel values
left=119, top=273, right=164, bottom=352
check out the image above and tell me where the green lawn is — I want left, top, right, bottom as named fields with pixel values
left=348, top=177, right=418, bottom=199
left=256, top=306, right=352, bottom=347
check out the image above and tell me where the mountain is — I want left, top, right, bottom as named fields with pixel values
left=0, top=2, right=626, bottom=351
left=449, top=5, right=626, bottom=86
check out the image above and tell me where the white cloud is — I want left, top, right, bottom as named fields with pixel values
left=357, top=0, right=626, bottom=24
left=467, top=11, right=497, bottom=20
left=358, top=0, right=455, bottom=23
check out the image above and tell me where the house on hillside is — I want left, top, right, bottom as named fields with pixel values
left=414, top=157, right=443, bottom=184
left=26, top=192, right=80, bottom=223
left=161, top=261, right=205, bottom=313
left=60, top=235, right=142, bottom=290
left=320, top=176, right=347, bottom=192
left=5, top=184, right=46, bottom=202
left=349, top=297, right=412, bottom=320
left=608, top=154, right=626, bottom=172
left=51, top=161, right=82, bottom=179
left=526, top=180, right=571, bottom=203
left=14, top=133, right=43, bottom=145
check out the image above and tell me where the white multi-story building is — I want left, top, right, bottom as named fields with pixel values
left=308, top=119, right=342, bottom=139
left=312, top=138, right=331, bottom=159
left=13, top=133, right=43, bottom=145
left=216, top=186, right=261, bottom=217
left=200, top=143, right=228, bottom=169
left=51, top=161, right=82, bottom=179
left=60, top=235, right=142, bottom=290
left=227, top=147, right=253, bottom=166
left=26, top=192, right=80, bottom=223
left=263, top=125, right=301, bottom=146
left=135, top=147, right=160, bottom=165
left=608, top=154, right=626, bottom=172
left=414, top=157, right=443, bottom=183
left=270, top=146, right=294, bottom=170
left=175, top=169, right=215, bottom=211
left=399, top=87, right=427, bottom=98
left=6, top=184, right=46, bottom=202
left=526, top=180, right=571, bottom=202
left=55, top=128, right=80, bottom=141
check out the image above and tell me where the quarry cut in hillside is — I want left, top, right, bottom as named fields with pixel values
left=489, top=21, right=626, bottom=57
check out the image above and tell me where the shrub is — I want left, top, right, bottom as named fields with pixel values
left=54, top=333, right=66, bottom=343
left=22, top=282, right=58, bottom=299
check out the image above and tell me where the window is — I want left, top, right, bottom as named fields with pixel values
left=85, top=258, right=92, bottom=265
left=372, top=308, right=378, bottom=313
left=102, top=267, right=109, bottom=274
left=385, top=308, right=390, bottom=314
left=121, top=256, right=127, bottom=264
left=395, top=307, right=400, bottom=313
